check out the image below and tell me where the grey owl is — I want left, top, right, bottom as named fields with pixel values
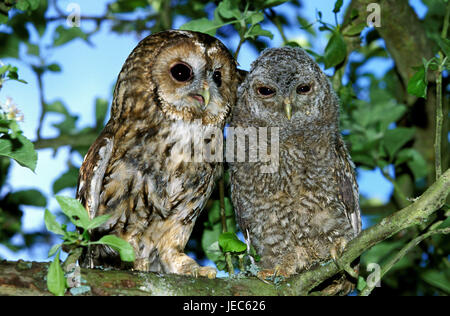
left=229, top=47, right=361, bottom=293
left=77, top=30, right=239, bottom=278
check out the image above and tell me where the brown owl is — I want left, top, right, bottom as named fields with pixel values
left=229, top=47, right=361, bottom=294
left=77, top=30, right=239, bottom=278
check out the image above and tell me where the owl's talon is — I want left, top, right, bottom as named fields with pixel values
left=330, top=237, right=348, bottom=262
left=201, top=266, right=217, bottom=279
left=330, top=238, right=357, bottom=278
left=273, top=265, right=282, bottom=278
left=257, top=269, right=275, bottom=281
left=189, top=265, right=217, bottom=279
left=257, top=266, right=290, bottom=282
left=133, top=258, right=150, bottom=272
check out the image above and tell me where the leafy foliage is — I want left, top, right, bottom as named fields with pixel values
left=44, top=196, right=134, bottom=296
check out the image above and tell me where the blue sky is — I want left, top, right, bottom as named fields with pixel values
left=0, top=0, right=428, bottom=263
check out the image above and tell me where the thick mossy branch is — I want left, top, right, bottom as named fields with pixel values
left=0, top=169, right=448, bottom=296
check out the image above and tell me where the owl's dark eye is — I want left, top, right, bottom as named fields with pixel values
left=296, top=84, right=312, bottom=94
left=257, top=87, right=275, bottom=96
left=212, top=70, right=222, bottom=87
left=170, top=63, right=193, bottom=82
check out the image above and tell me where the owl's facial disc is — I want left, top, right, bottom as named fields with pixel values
left=169, top=62, right=211, bottom=109
left=151, top=38, right=236, bottom=125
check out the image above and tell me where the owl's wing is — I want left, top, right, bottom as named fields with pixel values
left=76, top=128, right=114, bottom=219
left=335, top=137, right=362, bottom=236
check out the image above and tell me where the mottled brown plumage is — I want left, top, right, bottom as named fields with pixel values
left=77, top=30, right=239, bottom=278
left=230, top=47, right=361, bottom=294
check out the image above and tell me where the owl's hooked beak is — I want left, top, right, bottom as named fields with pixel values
left=284, top=98, right=292, bottom=120
left=191, top=83, right=210, bottom=110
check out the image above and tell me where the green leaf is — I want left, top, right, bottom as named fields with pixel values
left=204, top=241, right=226, bottom=264
left=378, top=105, right=407, bottom=132
left=259, top=0, right=288, bottom=9
left=92, top=235, right=135, bottom=262
left=344, top=22, right=366, bottom=36
left=48, top=243, right=62, bottom=257
left=0, top=33, right=20, bottom=58
left=95, top=98, right=109, bottom=128
left=0, top=14, right=8, bottom=25
left=407, top=66, right=427, bottom=98
left=15, top=0, right=30, bottom=11
left=357, top=276, right=367, bottom=291
left=333, top=0, right=344, bottom=13
left=202, top=224, right=224, bottom=262
left=47, top=250, right=67, bottom=296
left=44, top=209, right=65, bottom=236
left=53, top=167, right=79, bottom=194
left=217, top=0, right=241, bottom=20
left=86, top=214, right=111, bottom=230
left=361, top=240, right=405, bottom=267
left=0, top=133, right=37, bottom=172
left=323, top=31, right=347, bottom=69
left=7, top=189, right=46, bottom=207
left=55, top=195, right=91, bottom=230
left=395, top=149, right=428, bottom=180
left=46, top=63, right=62, bottom=72
left=26, top=43, right=40, bottom=56
left=350, top=8, right=359, bottom=19
left=247, top=12, right=264, bottom=25
left=45, top=100, right=70, bottom=116
left=53, top=25, right=88, bottom=47
left=438, top=216, right=450, bottom=229
left=351, top=152, right=376, bottom=168
left=218, top=232, right=247, bottom=253
left=52, top=114, right=78, bottom=135
left=5, top=66, right=27, bottom=83
left=245, top=24, right=274, bottom=40
left=420, top=270, right=450, bottom=294
left=109, top=0, right=149, bottom=13
left=16, top=0, right=40, bottom=11
left=179, top=18, right=222, bottom=36
left=383, top=127, right=416, bottom=158
left=437, top=38, right=450, bottom=57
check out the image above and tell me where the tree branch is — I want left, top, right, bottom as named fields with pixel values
left=359, top=227, right=450, bottom=296
left=1, top=168, right=448, bottom=296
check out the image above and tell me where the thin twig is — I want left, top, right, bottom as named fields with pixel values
left=218, top=178, right=228, bottom=233
left=35, top=68, right=46, bottom=141
left=380, top=167, right=410, bottom=208
left=219, top=177, right=234, bottom=275
left=435, top=62, right=443, bottom=179
left=234, top=36, right=245, bottom=60
left=434, top=1, right=450, bottom=180
left=267, top=9, right=288, bottom=44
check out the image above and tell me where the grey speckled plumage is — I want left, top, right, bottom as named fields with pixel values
left=230, top=47, right=361, bottom=294
left=77, top=30, right=239, bottom=278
